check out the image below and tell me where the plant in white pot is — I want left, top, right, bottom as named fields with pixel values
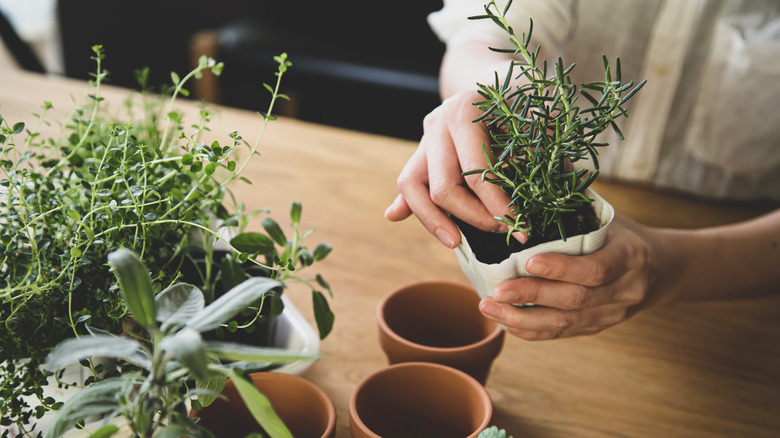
left=43, top=248, right=314, bottom=438
left=455, top=0, right=646, bottom=300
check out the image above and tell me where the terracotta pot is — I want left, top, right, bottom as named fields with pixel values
left=190, top=372, right=336, bottom=438
left=377, top=281, right=505, bottom=384
left=455, top=188, right=615, bottom=300
left=349, top=362, right=492, bottom=438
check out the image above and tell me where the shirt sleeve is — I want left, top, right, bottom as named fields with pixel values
left=427, top=0, right=577, bottom=53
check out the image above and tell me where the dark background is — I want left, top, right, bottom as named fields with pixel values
left=54, top=0, right=446, bottom=140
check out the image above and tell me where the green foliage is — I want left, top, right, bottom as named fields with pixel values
left=43, top=248, right=314, bottom=438
left=0, top=47, right=333, bottom=434
left=478, top=426, right=513, bottom=438
left=467, top=0, right=645, bottom=242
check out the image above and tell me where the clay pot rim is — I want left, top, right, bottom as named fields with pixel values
left=348, top=361, right=493, bottom=438
left=190, top=371, right=337, bottom=438
left=377, top=280, right=504, bottom=353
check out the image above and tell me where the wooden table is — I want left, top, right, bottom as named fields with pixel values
left=2, top=68, right=779, bottom=438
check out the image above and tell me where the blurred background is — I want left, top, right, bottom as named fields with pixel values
left=0, top=0, right=446, bottom=140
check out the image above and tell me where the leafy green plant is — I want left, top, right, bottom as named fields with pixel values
left=466, top=0, right=645, bottom=244
left=43, top=248, right=311, bottom=438
left=0, top=47, right=333, bottom=435
left=478, top=426, right=513, bottom=438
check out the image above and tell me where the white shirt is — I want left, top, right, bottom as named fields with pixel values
left=429, top=0, right=780, bottom=202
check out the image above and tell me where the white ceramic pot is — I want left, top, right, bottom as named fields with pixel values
left=454, top=188, right=615, bottom=300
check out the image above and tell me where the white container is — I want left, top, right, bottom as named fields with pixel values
left=455, top=189, right=615, bottom=300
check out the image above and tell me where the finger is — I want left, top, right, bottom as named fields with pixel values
left=442, top=94, right=523, bottom=241
left=492, top=275, right=644, bottom=310
left=425, top=113, right=499, bottom=232
left=395, top=145, right=460, bottom=248
left=479, top=299, right=577, bottom=333
left=480, top=299, right=629, bottom=339
left=384, top=194, right=412, bottom=221
left=525, top=238, right=631, bottom=287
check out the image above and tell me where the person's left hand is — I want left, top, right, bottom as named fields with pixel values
left=477, top=214, right=660, bottom=340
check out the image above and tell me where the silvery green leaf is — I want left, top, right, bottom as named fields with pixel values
left=44, top=335, right=142, bottom=371
left=188, top=277, right=282, bottom=332
left=214, top=367, right=292, bottom=438
left=203, top=341, right=317, bottom=364
left=195, top=375, right=227, bottom=408
left=85, top=424, right=119, bottom=438
left=155, top=282, right=205, bottom=329
left=153, top=424, right=192, bottom=438
left=160, top=327, right=209, bottom=379
left=44, top=377, right=124, bottom=438
left=478, top=426, right=512, bottom=438
left=107, top=248, right=156, bottom=328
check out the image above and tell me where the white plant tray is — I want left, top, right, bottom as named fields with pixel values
left=455, top=188, right=615, bottom=300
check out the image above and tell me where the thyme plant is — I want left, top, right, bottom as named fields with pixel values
left=0, top=47, right=333, bottom=436
left=467, top=0, right=646, bottom=243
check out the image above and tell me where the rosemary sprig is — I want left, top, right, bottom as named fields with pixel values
left=466, top=0, right=646, bottom=243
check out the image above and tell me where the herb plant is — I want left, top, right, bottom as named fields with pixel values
left=478, top=426, right=513, bottom=438
left=467, top=0, right=646, bottom=244
left=43, top=248, right=311, bottom=438
left=0, top=46, right=333, bottom=435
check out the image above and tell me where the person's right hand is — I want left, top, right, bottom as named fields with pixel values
left=384, top=90, right=523, bottom=248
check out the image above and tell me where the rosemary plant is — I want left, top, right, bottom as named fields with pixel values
left=466, top=0, right=646, bottom=244
left=0, top=47, right=333, bottom=436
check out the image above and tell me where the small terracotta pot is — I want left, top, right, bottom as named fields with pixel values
left=190, top=372, right=336, bottom=438
left=378, top=281, right=505, bottom=384
left=349, top=362, right=492, bottom=438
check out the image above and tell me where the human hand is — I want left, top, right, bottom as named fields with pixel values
left=477, top=215, right=658, bottom=340
left=384, top=90, right=522, bottom=248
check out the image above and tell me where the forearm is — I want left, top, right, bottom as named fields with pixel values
left=646, top=209, right=780, bottom=305
left=438, top=41, right=516, bottom=99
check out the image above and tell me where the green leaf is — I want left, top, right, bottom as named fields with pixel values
left=219, top=254, right=250, bottom=291
left=188, top=277, right=283, bottom=332
left=312, top=242, right=332, bottom=261
left=12, top=122, right=25, bottom=134
left=196, top=375, right=227, bottom=408
left=289, top=201, right=301, bottom=224
left=44, top=377, right=124, bottom=438
left=171, top=71, right=180, bottom=85
left=160, top=328, right=209, bottom=379
left=86, top=424, right=119, bottom=438
left=44, top=335, right=142, bottom=370
left=214, top=368, right=292, bottom=438
left=107, top=248, right=157, bottom=328
left=204, top=341, right=316, bottom=364
left=231, top=232, right=275, bottom=255
left=312, top=291, right=334, bottom=339
left=261, top=217, right=287, bottom=246
left=478, top=426, right=512, bottom=438
left=154, top=425, right=192, bottom=438
left=155, top=283, right=205, bottom=329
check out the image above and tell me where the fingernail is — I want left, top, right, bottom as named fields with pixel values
left=479, top=299, right=502, bottom=319
left=512, top=231, right=528, bottom=244
left=526, top=257, right=548, bottom=276
left=435, top=228, right=457, bottom=248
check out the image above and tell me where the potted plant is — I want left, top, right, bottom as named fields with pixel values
left=454, top=0, right=645, bottom=299
left=0, top=46, right=334, bottom=435
left=43, top=248, right=318, bottom=438
left=478, top=426, right=513, bottom=438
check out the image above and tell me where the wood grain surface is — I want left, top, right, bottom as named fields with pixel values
left=2, top=68, right=778, bottom=438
